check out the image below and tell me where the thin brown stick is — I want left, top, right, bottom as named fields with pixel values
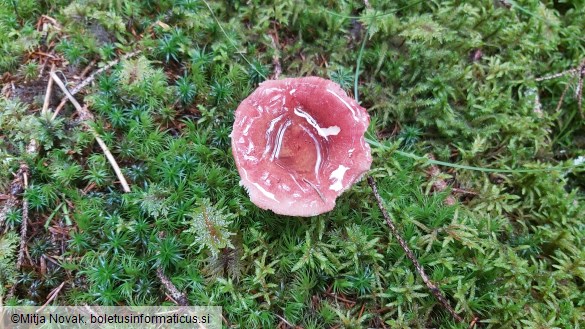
left=576, top=60, right=585, bottom=119
left=221, top=314, right=230, bottom=328
left=37, top=282, right=66, bottom=312
left=42, top=64, right=55, bottom=115
left=155, top=268, right=189, bottom=306
left=535, top=59, right=585, bottom=118
left=357, top=303, right=366, bottom=318
left=71, top=50, right=141, bottom=95
left=451, top=187, right=479, bottom=196
left=554, top=77, right=573, bottom=113
left=8, top=165, right=30, bottom=304
left=49, top=60, right=95, bottom=119
left=324, top=292, right=356, bottom=305
left=52, top=51, right=141, bottom=120
left=268, top=32, right=281, bottom=79
left=49, top=71, right=131, bottom=192
left=16, top=166, right=29, bottom=271
left=78, top=59, right=97, bottom=79
left=535, top=67, right=580, bottom=81
left=274, top=314, right=293, bottom=328
left=5, top=156, right=32, bottom=299
left=50, top=72, right=84, bottom=113
left=367, top=176, right=464, bottom=323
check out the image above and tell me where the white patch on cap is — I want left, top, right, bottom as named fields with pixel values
left=281, top=184, right=291, bottom=191
left=246, top=141, right=254, bottom=154
left=242, top=112, right=262, bottom=136
left=329, top=165, right=349, bottom=192
left=252, top=182, right=279, bottom=202
left=262, top=114, right=286, bottom=158
left=348, top=148, right=355, bottom=157
left=326, top=89, right=358, bottom=121
left=243, top=155, right=258, bottom=162
left=243, top=123, right=252, bottom=136
left=294, top=107, right=340, bottom=139
left=290, top=89, right=296, bottom=95
left=271, top=120, right=292, bottom=161
left=263, top=87, right=283, bottom=95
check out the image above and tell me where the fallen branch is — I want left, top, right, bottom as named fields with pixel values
left=155, top=268, right=189, bottom=306
left=576, top=60, right=584, bottom=118
left=535, top=59, right=585, bottom=119
left=268, top=31, right=281, bottom=79
left=367, top=176, right=464, bottom=323
left=49, top=71, right=131, bottom=193
left=52, top=51, right=141, bottom=120
left=324, top=291, right=356, bottom=306
left=37, top=282, right=66, bottom=312
left=5, top=165, right=29, bottom=299
left=41, top=64, right=55, bottom=115
left=16, top=166, right=29, bottom=271
left=535, top=64, right=583, bottom=81
left=274, top=314, right=293, bottom=328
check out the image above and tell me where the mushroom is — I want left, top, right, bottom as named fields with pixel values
left=231, top=77, right=372, bottom=216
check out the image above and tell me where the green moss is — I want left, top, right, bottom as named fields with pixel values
left=0, top=0, right=583, bottom=327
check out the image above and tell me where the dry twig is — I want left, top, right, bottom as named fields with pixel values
left=268, top=32, right=282, bottom=79
left=16, top=170, right=28, bottom=271
left=5, top=165, right=29, bottom=298
left=42, top=64, right=55, bottom=115
left=324, top=292, right=356, bottom=306
left=155, top=268, right=189, bottom=306
left=38, top=282, right=66, bottom=312
left=367, top=176, right=464, bottom=323
left=536, top=59, right=585, bottom=118
left=467, top=316, right=480, bottom=329
left=52, top=51, right=141, bottom=120
left=274, top=313, right=293, bottom=328
left=49, top=71, right=131, bottom=192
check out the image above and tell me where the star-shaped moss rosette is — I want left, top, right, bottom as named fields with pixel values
left=231, top=77, right=372, bottom=216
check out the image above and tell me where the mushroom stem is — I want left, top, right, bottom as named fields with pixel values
left=367, top=176, right=465, bottom=323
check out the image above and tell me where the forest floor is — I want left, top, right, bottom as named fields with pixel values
left=0, top=1, right=584, bottom=328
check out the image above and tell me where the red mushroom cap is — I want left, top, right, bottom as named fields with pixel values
left=231, top=77, right=372, bottom=216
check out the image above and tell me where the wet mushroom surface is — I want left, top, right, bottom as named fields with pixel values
left=232, top=76, right=372, bottom=216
